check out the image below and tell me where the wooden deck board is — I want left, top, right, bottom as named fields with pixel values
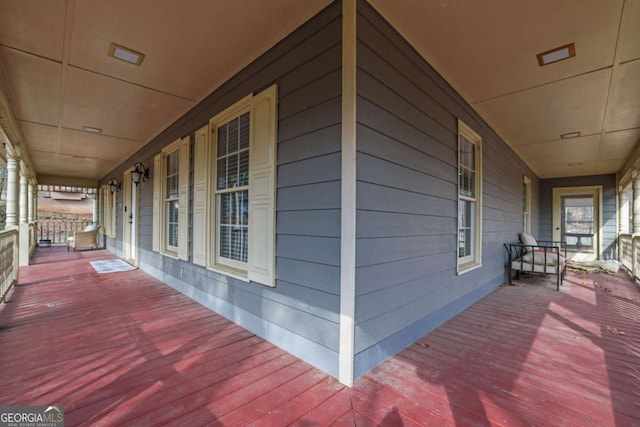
left=1, top=247, right=638, bottom=426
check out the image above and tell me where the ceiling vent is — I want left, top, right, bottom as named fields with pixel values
left=560, top=131, right=581, bottom=139
left=537, top=43, right=575, bottom=66
left=108, top=43, right=145, bottom=66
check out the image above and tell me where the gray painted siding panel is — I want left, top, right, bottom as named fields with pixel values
left=278, top=125, right=341, bottom=165
left=358, top=125, right=454, bottom=183
left=354, top=1, right=540, bottom=377
left=277, top=181, right=341, bottom=211
left=278, top=153, right=341, bottom=187
left=358, top=152, right=456, bottom=200
left=99, top=2, right=343, bottom=377
left=357, top=181, right=457, bottom=217
left=355, top=252, right=453, bottom=297
left=539, top=174, right=617, bottom=259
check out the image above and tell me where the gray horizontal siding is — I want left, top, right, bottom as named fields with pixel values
left=100, top=1, right=342, bottom=378
left=353, top=0, right=539, bottom=378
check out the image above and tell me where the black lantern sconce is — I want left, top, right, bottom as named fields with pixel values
left=108, top=178, right=121, bottom=193
left=131, top=162, right=148, bottom=185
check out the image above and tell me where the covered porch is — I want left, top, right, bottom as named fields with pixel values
left=1, top=247, right=638, bottom=426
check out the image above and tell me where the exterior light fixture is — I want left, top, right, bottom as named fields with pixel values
left=108, top=178, right=121, bottom=193
left=536, top=43, right=576, bottom=66
left=108, top=42, right=145, bottom=66
left=131, top=162, right=148, bottom=185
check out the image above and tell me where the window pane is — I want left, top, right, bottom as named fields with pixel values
left=227, top=150, right=238, bottom=188
left=239, top=150, right=249, bottom=187
left=227, top=118, right=239, bottom=154
left=219, top=190, right=248, bottom=262
left=217, top=123, right=228, bottom=157
left=217, top=158, right=227, bottom=190
left=458, top=200, right=474, bottom=258
left=166, top=151, right=179, bottom=199
left=459, top=166, right=475, bottom=198
left=239, top=113, right=250, bottom=150
left=459, top=135, right=475, bottom=198
left=166, top=200, right=179, bottom=248
left=217, top=112, right=250, bottom=190
left=460, top=135, right=475, bottom=170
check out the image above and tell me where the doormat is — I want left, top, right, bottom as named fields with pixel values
left=90, top=259, right=135, bottom=274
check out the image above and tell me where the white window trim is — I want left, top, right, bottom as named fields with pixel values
left=160, top=139, right=180, bottom=258
left=523, top=175, right=532, bottom=234
left=457, top=119, right=482, bottom=274
left=202, top=85, right=277, bottom=287
left=208, top=96, right=252, bottom=278
left=157, top=138, right=187, bottom=259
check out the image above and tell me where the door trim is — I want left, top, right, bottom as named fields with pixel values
left=122, top=170, right=139, bottom=267
left=552, top=186, right=603, bottom=259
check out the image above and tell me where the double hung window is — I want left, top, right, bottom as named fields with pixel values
left=457, top=120, right=482, bottom=273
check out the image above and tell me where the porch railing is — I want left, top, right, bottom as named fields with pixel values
left=0, top=229, right=19, bottom=302
left=38, top=220, right=93, bottom=245
left=618, top=233, right=640, bottom=281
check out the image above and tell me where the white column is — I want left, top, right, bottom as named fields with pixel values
left=92, top=195, right=99, bottom=225
left=633, top=177, right=640, bottom=234
left=19, top=174, right=28, bottom=224
left=18, top=174, right=30, bottom=265
left=5, top=156, right=19, bottom=229
left=27, top=183, right=34, bottom=223
left=339, top=0, right=357, bottom=387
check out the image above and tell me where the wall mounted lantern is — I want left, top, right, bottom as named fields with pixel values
left=131, top=162, right=148, bottom=185
left=108, top=178, right=121, bottom=193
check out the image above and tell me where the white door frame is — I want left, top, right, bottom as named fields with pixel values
left=552, top=186, right=603, bottom=260
left=122, top=170, right=139, bottom=266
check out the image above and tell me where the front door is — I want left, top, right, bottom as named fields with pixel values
left=122, top=171, right=139, bottom=266
left=552, top=186, right=602, bottom=261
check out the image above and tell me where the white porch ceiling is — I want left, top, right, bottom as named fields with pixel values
left=0, top=0, right=331, bottom=182
left=1, top=0, right=639, bottom=181
left=371, top=0, right=640, bottom=178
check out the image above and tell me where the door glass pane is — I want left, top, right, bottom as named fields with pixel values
left=562, top=196, right=594, bottom=254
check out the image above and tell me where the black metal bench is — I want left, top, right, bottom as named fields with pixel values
left=504, top=240, right=567, bottom=291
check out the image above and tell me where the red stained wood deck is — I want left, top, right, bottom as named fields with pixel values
left=1, top=247, right=639, bottom=426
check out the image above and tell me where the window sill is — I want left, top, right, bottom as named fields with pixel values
left=159, top=249, right=179, bottom=260
left=207, top=264, right=249, bottom=283
left=457, top=261, right=482, bottom=275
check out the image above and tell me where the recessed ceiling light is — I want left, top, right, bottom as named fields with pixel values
left=82, top=126, right=103, bottom=134
left=560, top=131, right=581, bottom=139
left=567, top=162, right=583, bottom=167
left=108, top=42, right=145, bottom=66
left=537, top=43, right=575, bottom=66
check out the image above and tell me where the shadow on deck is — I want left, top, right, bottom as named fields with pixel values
left=0, top=247, right=638, bottom=426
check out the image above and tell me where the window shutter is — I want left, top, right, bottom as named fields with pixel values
left=152, top=154, right=161, bottom=252
left=248, top=84, right=277, bottom=286
left=192, top=125, right=209, bottom=266
left=178, top=136, right=190, bottom=261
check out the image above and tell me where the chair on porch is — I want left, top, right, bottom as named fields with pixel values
left=67, top=224, right=99, bottom=252
left=504, top=232, right=567, bottom=291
